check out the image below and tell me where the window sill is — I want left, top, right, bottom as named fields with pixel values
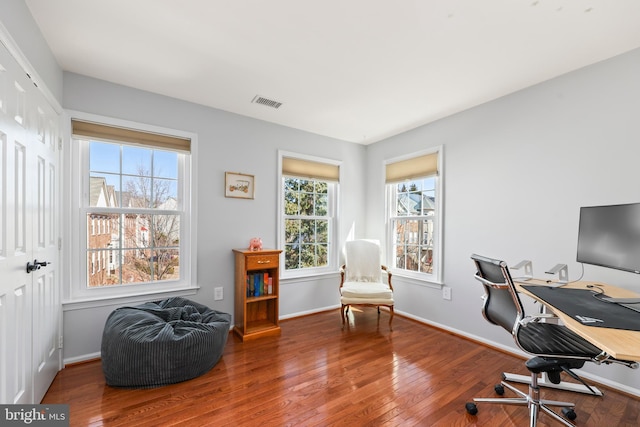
left=63, top=286, right=200, bottom=311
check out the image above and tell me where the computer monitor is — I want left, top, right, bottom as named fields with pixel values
left=577, top=202, right=640, bottom=274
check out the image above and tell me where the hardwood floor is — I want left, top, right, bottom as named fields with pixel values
left=43, top=308, right=640, bottom=426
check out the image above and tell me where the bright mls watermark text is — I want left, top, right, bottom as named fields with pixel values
left=1, top=405, right=69, bottom=426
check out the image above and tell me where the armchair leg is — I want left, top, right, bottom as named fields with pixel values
left=341, top=304, right=393, bottom=331
left=341, top=304, right=348, bottom=329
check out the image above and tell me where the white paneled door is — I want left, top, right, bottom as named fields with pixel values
left=0, top=40, right=61, bottom=404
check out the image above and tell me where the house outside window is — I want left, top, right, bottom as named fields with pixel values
left=68, top=117, right=196, bottom=302
left=279, top=152, right=340, bottom=278
left=386, top=148, right=443, bottom=283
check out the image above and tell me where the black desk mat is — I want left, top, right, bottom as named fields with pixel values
left=522, top=285, right=640, bottom=331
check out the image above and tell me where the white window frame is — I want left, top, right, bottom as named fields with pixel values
left=278, top=151, right=340, bottom=279
left=385, top=147, right=443, bottom=285
left=65, top=111, right=198, bottom=305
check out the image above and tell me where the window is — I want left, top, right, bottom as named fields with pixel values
left=68, top=117, right=196, bottom=302
left=279, top=153, right=339, bottom=277
left=386, top=149, right=443, bottom=283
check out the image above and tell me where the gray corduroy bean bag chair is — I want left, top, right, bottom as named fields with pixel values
left=101, top=297, right=231, bottom=387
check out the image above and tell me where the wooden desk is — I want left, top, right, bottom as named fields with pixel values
left=516, top=279, right=640, bottom=362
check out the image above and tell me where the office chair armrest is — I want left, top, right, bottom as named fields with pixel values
left=474, top=274, right=509, bottom=289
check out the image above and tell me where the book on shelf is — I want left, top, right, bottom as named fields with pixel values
left=263, top=272, right=268, bottom=295
left=253, top=273, right=260, bottom=297
left=246, top=272, right=273, bottom=297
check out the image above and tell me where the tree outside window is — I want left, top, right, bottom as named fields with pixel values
left=283, top=177, right=330, bottom=271
left=86, top=141, right=181, bottom=287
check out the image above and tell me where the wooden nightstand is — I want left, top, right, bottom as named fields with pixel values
left=232, top=249, right=282, bottom=341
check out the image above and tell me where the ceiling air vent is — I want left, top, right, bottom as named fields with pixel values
left=252, top=95, right=283, bottom=109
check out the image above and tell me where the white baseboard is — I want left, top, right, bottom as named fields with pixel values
left=280, top=304, right=340, bottom=320
left=64, top=351, right=101, bottom=366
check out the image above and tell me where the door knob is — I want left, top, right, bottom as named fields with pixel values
left=26, top=259, right=50, bottom=273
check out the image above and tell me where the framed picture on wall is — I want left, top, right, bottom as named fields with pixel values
left=225, top=172, right=255, bottom=199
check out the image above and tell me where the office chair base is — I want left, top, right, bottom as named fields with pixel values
left=467, top=380, right=577, bottom=427
left=502, top=371, right=603, bottom=396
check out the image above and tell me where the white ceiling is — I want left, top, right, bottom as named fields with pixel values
left=25, top=0, right=640, bottom=144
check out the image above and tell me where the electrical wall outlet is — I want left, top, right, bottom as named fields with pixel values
left=214, top=287, right=224, bottom=301
left=442, top=286, right=452, bottom=301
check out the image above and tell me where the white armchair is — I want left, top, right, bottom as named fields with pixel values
left=339, top=240, right=394, bottom=330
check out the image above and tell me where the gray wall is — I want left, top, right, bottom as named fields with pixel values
left=365, top=48, right=640, bottom=394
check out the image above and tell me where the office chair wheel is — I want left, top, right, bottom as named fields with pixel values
left=494, top=384, right=505, bottom=395
left=561, top=407, right=577, bottom=421
left=465, top=402, right=478, bottom=415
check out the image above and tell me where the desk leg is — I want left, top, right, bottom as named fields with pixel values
left=502, top=372, right=603, bottom=396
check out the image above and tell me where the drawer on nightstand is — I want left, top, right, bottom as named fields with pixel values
left=246, top=254, right=279, bottom=270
